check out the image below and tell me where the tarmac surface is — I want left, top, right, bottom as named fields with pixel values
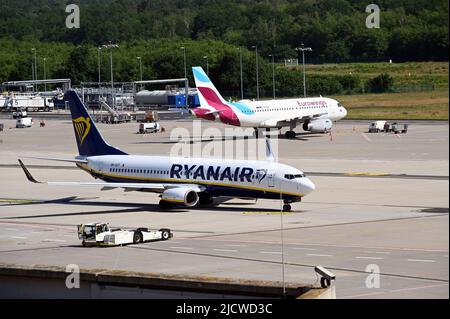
left=0, top=114, right=448, bottom=299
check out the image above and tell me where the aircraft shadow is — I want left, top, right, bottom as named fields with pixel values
left=1, top=196, right=283, bottom=219
left=132, top=132, right=326, bottom=144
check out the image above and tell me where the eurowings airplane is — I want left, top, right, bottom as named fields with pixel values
left=191, top=67, right=347, bottom=138
left=18, top=90, right=315, bottom=211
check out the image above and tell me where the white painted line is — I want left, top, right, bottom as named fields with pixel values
left=214, top=249, right=238, bottom=252
left=361, top=133, right=372, bottom=142
left=338, top=291, right=386, bottom=299
left=293, top=247, right=317, bottom=251
left=389, top=283, right=448, bottom=294
left=224, top=244, right=247, bottom=247
left=341, top=283, right=449, bottom=299
left=260, top=251, right=282, bottom=255
left=355, top=256, right=384, bottom=260
left=11, top=236, right=27, bottom=239
left=197, top=238, right=450, bottom=253
left=407, top=259, right=436, bottom=263
left=170, top=246, right=193, bottom=250
left=307, top=253, right=333, bottom=257
left=43, top=239, right=66, bottom=243
left=6, top=228, right=19, bottom=231
left=364, top=250, right=390, bottom=255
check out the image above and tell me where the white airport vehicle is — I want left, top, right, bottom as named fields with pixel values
left=16, top=117, right=33, bottom=128
left=390, top=122, right=409, bottom=134
left=77, top=222, right=172, bottom=247
left=139, top=122, right=161, bottom=134
left=18, top=90, right=316, bottom=212
left=12, top=110, right=27, bottom=119
left=368, top=120, right=387, bottom=133
left=191, top=67, right=347, bottom=138
left=1, top=92, right=54, bottom=112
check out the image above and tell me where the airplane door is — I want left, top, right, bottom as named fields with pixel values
left=268, top=173, right=275, bottom=187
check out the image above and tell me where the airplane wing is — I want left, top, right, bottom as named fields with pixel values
left=18, top=159, right=204, bottom=193
left=261, top=112, right=328, bottom=127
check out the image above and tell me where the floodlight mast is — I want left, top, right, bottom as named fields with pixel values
left=102, top=43, right=119, bottom=108
left=296, top=44, right=312, bottom=97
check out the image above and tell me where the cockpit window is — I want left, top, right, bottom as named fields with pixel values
left=285, top=174, right=306, bottom=180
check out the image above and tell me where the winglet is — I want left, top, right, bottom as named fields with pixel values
left=265, top=138, right=276, bottom=162
left=18, top=159, right=41, bottom=183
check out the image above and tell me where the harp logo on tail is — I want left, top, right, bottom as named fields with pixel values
left=73, top=117, right=91, bottom=145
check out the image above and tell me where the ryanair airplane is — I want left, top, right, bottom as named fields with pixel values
left=18, top=90, right=315, bottom=211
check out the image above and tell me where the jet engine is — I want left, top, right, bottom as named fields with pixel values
left=303, top=119, right=332, bottom=133
left=161, top=188, right=199, bottom=207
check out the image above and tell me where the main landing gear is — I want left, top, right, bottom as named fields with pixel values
left=159, top=200, right=172, bottom=210
left=284, top=122, right=298, bottom=139
left=283, top=203, right=292, bottom=212
left=285, top=131, right=296, bottom=139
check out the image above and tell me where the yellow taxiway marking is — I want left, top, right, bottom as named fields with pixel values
left=242, top=211, right=295, bottom=216
left=0, top=199, right=35, bottom=204
left=345, top=172, right=389, bottom=177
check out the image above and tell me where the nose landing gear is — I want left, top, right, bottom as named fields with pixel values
left=282, top=203, right=292, bottom=212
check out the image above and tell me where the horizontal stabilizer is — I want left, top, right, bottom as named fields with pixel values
left=22, top=156, right=88, bottom=164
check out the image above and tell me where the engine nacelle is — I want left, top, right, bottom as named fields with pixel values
left=161, top=188, right=199, bottom=207
left=303, top=119, right=332, bottom=133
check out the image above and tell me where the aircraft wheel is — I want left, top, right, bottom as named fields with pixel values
left=199, top=194, right=214, bottom=206
left=283, top=204, right=292, bottom=212
left=159, top=200, right=172, bottom=210
left=285, top=131, right=296, bottom=139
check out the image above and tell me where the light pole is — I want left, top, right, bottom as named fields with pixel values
left=31, top=48, right=37, bottom=91
left=251, top=45, right=259, bottom=100
left=97, top=47, right=102, bottom=94
left=136, top=56, right=143, bottom=90
left=31, top=62, right=35, bottom=91
left=180, top=46, right=188, bottom=108
left=239, top=47, right=244, bottom=100
left=296, top=44, right=312, bottom=97
left=43, top=57, right=47, bottom=91
left=268, top=54, right=276, bottom=99
left=203, top=55, right=209, bottom=76
left=102, top=43, right=119, bottom=108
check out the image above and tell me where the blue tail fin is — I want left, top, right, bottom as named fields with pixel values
left=65, top=90, right=127, bottom=157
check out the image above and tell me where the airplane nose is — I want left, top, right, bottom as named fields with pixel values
left=301, top=178, right=316, bottom=195
left=300, top=177, right=316, bottom=195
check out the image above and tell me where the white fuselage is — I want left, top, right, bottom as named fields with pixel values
left=79, top=155, right=315, bottom=201
left=230, top=97, right=347, bottom=128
